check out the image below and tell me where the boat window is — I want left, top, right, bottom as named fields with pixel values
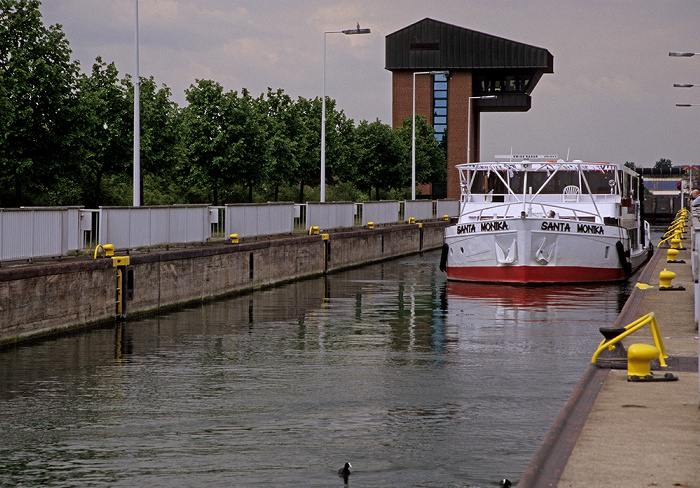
left=585, top=171, right=616, bottom=193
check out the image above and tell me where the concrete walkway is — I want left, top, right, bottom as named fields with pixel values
left=519, top=237, right=700, bottom=487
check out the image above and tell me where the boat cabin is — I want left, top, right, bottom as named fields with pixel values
left=457, top=160, right=643, bottom=227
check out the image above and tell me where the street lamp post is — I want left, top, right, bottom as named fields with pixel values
left=321, top=25, right=370, bottom=203
left=133, top=0, right=141, bottom=207
left=411, top=70, right=449, bottom=200
left=466, top=96, right=497, bottom=164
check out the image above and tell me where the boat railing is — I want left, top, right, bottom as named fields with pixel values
left=460, top=198, right=611, bottom=223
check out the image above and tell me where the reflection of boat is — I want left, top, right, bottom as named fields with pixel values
left=446, top=280, right=627, bottom=309
left=440, top=157, right=652, bottom=284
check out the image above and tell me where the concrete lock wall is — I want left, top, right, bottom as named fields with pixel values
left=0, top=222, right=447, bottom=347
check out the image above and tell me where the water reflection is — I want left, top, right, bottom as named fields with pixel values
left=0, top=250, right=632, bottom=488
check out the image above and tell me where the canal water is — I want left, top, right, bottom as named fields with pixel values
left=0, top=249, right=635, bottom=488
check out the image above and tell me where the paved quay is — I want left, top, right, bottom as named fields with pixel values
left=519, top=228, right=700, bottom=488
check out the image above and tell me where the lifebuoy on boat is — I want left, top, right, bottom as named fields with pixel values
left=616, top=240, right=632, bottom=277
left=439, top=243, right=449, bottom=272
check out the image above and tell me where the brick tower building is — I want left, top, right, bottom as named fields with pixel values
left=385, top=18, right=553, bottom=199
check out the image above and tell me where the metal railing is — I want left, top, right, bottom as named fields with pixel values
left=0, top=199, right=460, bottom=263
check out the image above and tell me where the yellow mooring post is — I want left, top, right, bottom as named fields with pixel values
left=112, top=256, right=130, bottom=320
left=230, top=234, right=239, bottom=244
left=659, top=268, right=684, bottom=290
left=666, top=248, right=681, bottom=263
left=322, top=234, right=330, bottom=273
left=627, top=343, right=678, bottom=382
left=94, top=244, right=115, bottom=259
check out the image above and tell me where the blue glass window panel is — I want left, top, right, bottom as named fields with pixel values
left=434, top=107, right=447, bottom=116
left=434, top=90, right=447, bottom=99
left=433, top=81, right=447, bottom=91
left=433, top=124, right=447, bottom=133
left=433, top=116, right=447, bottom=125
left=434, top=74, right=448, bottom=82
left=434, top=99, right=447, bottom=107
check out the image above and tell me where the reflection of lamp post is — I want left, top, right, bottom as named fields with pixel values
left=669, top=52, right=700, bottom=57
left=321, top=25, right=370, bottom=202
left=411, top=70, right=449, bottom=200
left=466, top=96, right=497, bottom=164
left=676, top=103, right=700, bottom=107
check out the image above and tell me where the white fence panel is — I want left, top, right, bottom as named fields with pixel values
left=131, top=208, right=153, bottom=248
left=225, top=203, right=295, bottom=238
left=362, top=201, right=400, bottom=226
left=436, top=199, right=460, bottom=218
left=403, top=200, right=433, bottom=221
left=0, top=207, right=82, bottom=262
left=100, top=206, right=210, bottom=250
left=306, top=202, right=355, bottom=230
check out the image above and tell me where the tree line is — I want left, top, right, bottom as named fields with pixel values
left=0, top=0, right=446, bottom=208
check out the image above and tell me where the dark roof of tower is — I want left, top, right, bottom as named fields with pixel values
left=385, top=18, right=553, bottom=72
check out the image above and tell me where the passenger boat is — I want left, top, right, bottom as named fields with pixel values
left=440, top=156, right=652, bottom=283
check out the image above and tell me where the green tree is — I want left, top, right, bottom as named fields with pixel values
left=180, top=79, right=228, bottom=205
left=261, top=88, right=299, bottom=201
left=70, top=58, right=132, bottom=206
left=127, top=76, right=180, bottom=204
left=353, top=119, right=408, bottom=200
left=224, top=88, right=268, bottom=203
left=291, top=96, right=321, bottom=202
left=654, top=158, right=672, bottom=170
left=0, top=0, right=79, bottom=206
left=395, top=115, right=447, bottom=194
left=322, top=97, right=355, bottom=192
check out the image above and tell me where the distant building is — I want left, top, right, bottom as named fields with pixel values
left=638, top=167, right=687, bottom=197
left=385, top=18, right=553, bottom=199
left=637, top=166, right=694, bottom=223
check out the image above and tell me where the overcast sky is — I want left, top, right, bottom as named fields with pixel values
left=39, top=0, right=700, bottom=168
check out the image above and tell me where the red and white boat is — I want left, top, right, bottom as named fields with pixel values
left=440, top=156, right=652, bottom=284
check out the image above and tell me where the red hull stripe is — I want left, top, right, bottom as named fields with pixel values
left=446, top=265, right=627, bottom=284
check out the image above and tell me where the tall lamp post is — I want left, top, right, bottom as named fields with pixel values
left=321, top=25, right=370, bottom=203
left=411, top=71, right=449, bottom=200
left=467, top=96, right=497, bottom=164
left=133, top=0, right=141, bottom=206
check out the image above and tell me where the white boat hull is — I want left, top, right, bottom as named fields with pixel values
left=443, top=218, right=650, bottom=284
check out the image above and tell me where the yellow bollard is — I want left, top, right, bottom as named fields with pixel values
left=409, top=217, right=415, bottom=224
left=309, top=226, right=320, bottom=235
left=666, top=248, right=679, bottom=262
left=94, top=244, right=115, bottom=259
left=368, top=222, right=374, bottom=229
left=658, top=268, right=676, bottom=288
left=670, top=237, right=681, bottom=249
left=230, top=234, right=239, bottom=244
left=443, top=215, right=449, bottom=221
left=627, top=343, right=660, bottom=379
